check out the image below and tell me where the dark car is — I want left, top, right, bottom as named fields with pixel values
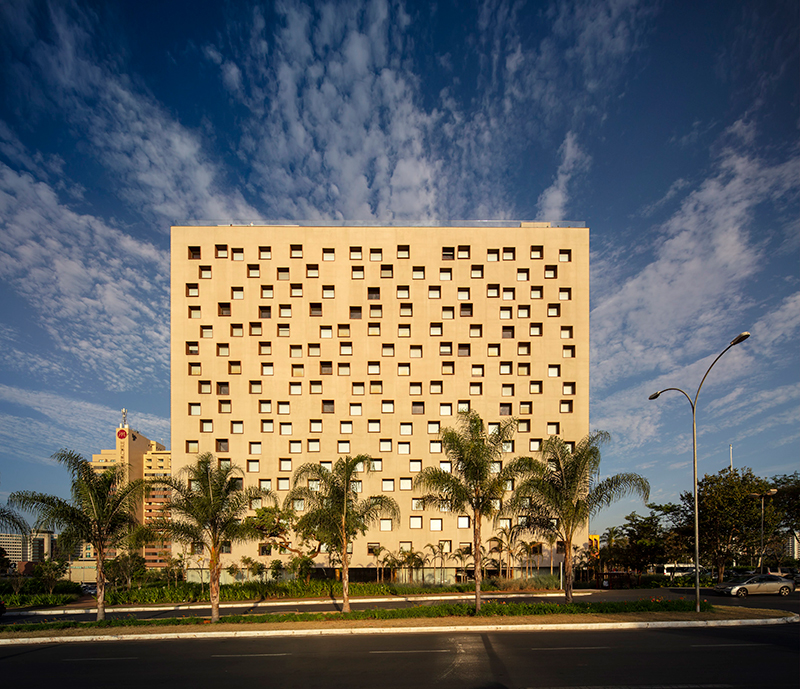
left=714, top=574, right=795, bottom=597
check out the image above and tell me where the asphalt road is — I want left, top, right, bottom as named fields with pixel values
left=0, top=623, right=797, bottom=689
left=3, top=587, right=798, bottom=624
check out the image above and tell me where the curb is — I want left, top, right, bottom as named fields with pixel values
left=0, top=614, right=796, bottom=646
left=3, top=590, right=590, bottom=617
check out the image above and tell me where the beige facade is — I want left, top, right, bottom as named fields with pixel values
left=170, top=223, right=590, bottom=571
left=91, top=425, right=172, bottom=568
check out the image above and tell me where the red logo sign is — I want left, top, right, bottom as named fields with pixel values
left=117, top=429, right=128, bottom=439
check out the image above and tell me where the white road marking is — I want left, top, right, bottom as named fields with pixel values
left=63, top=657, right=138, bottom=661
left=212, top=653, right=290, bottom=657
left=369, top=649, right=450, bottom=654
left=530, top=646, right=610, bottom=650
left=690, top=643, right=768, bottom=647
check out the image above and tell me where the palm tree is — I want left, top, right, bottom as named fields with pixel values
left=414, top=410, right=527, bottom=611
left=509, top=431, right=650, bottom=603
left=452, top=545, right=473, bottom=583
left=287, top=454, right=399, bottom=613
left=8, top=449, right=147, bottom=620
left=489, top=524, right=520, bottom=578
left=370, top=544, right=385, bottom=582
left=425, top=541, right=451, bottom=585
left=517, top=540, right=542, bottom=578
left=154, top=453, right=274, bottom=622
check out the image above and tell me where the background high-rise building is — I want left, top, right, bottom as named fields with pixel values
left=170, top=223, right=589, bottom=572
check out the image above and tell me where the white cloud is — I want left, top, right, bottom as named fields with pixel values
left=535, top=131, right=590, bottom=220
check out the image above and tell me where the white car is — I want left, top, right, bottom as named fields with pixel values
left=714, top=574, right=795, bottom=597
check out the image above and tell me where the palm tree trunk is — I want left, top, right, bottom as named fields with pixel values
left=95, top=549, right=106, bottom=622
left=209, top=546, right=221, bottom=623
left=564, top=536, right=574, bottom=603
left=473, top=512, right=482, bottom=612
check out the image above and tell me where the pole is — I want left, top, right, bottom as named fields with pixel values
left=692, top=405, right=700, bottom=613
left=729, top=445, right=733, bottom=471
left=759, top=495, right=765, bottom=574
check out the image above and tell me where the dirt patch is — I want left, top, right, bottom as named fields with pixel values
left=0, top=606, right=793, bottom=640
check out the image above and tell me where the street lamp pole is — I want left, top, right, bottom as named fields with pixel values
left=748, top=489, right=777, bottom=574
left=648, top=332, right=750, bottom=613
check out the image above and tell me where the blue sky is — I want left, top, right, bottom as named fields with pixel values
left=0, top=0, right=797, bottom=535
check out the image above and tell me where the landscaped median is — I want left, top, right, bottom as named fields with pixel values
left=1, top=598, right=796, bottom=642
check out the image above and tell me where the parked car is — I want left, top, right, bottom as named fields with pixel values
left=714, top=574, right=795, bottom=597
left=81, top=583, right=97, bottom=596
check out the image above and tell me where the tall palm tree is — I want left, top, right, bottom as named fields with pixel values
left=509, top=431, right=650, bottom=602
left=287, top=454, right=399, bottom=613
left=154, top=453, right=274, bottom=622
left=8, top=450, right=147, bottom=621
left=414, top=410, right=527, bottom=611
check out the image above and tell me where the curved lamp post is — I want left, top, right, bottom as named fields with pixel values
left=648, top=332, right=750, bottom=612
left=748, top=489, right=777, bottom=574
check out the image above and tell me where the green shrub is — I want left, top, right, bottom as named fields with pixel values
left=3, top=593, right=78, bottom=608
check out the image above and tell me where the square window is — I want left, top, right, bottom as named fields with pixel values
left=517, top=363, right=530, bottom=376
left=500, top=306, right=512, bottom=320
left=430, top=322, right=443, bottom=336
left=200, top=419, right=213, bottom=433
left=457, top=288, right=470, bottom=300
left=259, top=400, right=272, bottom=413
left=371, top=305, right=383, bottom=318
left=368, top=287, right=381, bottom=300
left=261, top=362, right=274, bottom=376
left=409, top=382, right=422, bottom=395
left=487, top=343, right=500, bottom=357
left=440, top=403, right=452, bottom=416
left=188, top=402, right=201, bottom=416
left=290, top=244, right=303, bottom=259
left=460, top=303, right=473, bottom=317
left=218, top=302, right=231, bottom=317
left=380, top=519, right=393, bottom=532
left=499, top=403, right=512, bottom=416
left=430, top=380, right=443, bottom=394
left=471, top=265, right=483, bottom=279
left=277, top=477, right=290, bottom=491
left=549, top=365, right=561, bottom=377
left=563, top=382, right=576, bottom=395
left=368, top=419, right=381, bottom=432
left=502, top=384, right=515, bottom=396
left=503, top=247, right=516, bottom=260
left=368, top=322, right=381, bottom=336
left=442, top=246, right=455, bottom=260
left=306, top=264, right=319, bottom=278
left=277, top=324, right=290, bottom=337
left=247, top=459, right=260, bottom=472
left=323, top=285, right=335, bottom=299
left=530, top=380, right=543, bottom=394
left=370, top=248, right=382, bottom=262
left=352, top=266, right=365, bottom=279
left=472, top=364, right=484, bottom=377
left=397, top=285, right=410, bottom=299
left=410, top=460, right=422, bottom=472
left=547, top=422, right=560, bottom=435
left=530, top=322, right=543, bottom=337
left=487, top=249, right=499, bottom=262
left=399, top=303, right=413, bottom=317
left=230, top=323, right=244, bottom=337
left=518, top=419, right=531, bottom=431
left=199, top=265, right=212, bottom=279
left=289, top=441, right=302, bottom=453
left=517, top=305, right=530, bottom=318
left=217, top=382, right=230, bottom=395
left=397, top=244, right=410, bottom=258
left=440, top=268, right=452, bottom=281
left=382, top=343, right=395, bottom=357
left=458, top=343, right=471, bottom=357
left=340, top=342, right=353, bottom=356
left=428, top=286, right=441, bottom=299
left=487, top=283, right=500, bottom=298
left=502, top=287, right=515, bottom=301
left=545, top=265, right=558, bottom=279
left=399, top=477, right=412, bottom=491
left=250, top=380, right=262, bottom=394
left=200, top=325, right=213, bottom=338
left=280, top=422, right=292, bottom=435
left=259, top=341, right=272, bottom=355
left=309, top=303, right=323, bottom=317
left=277, top=267, right=289, bottom=280
left=559, top=288, right=572, bottom=301
left=322, top=400, right=335, bottom=413
left=410, top=344, right=423, bottom=358
left=382, top=400, right=395, bottom=413
left=350, top=246, right=362, bottom=260
left=323, top=248, right=335, bottom=261
left=502, top=326, right=515, bottom=339
left=199, top=380, right=212, bottom=394
left=280, top=458, right=293, bottom=471
left=231, top=421, right=244, bottom=434
left=531, top=286, right=543, bottom=300
left=559, top=249, right=572, bottom=262
left=563, top=345, right=575, bottom=358
left=279, top=304, right=292, bottom=318
left=309, top=381, right=322, bottom=394
left=310, top=419, right=323, bottom=432
left=517, top=268, right=529, bottom=281
left=368, top=361, right=381, bottom=375
left=229, top=361, right=242, bottom=374
left=188, top=246, right=202, bottom=260
left=443, top=306, right=455, bottom=320
left=470, top=382, right=482, bottom=395
left=380, top=439, right=392, bottom=452
left=380, top=264, right=394, bottom=278
left=458, top=400, right=470, bottom=412
left=338, top=440, right=350, bottom=453
left=430, top=518, right=443, bottom=531
left=350, top=403, right=362, bottom=416
left=338, top=324, right=350, bottom=337
left=259, top=478, right=272, bottom=491
left=529, top=438, right=542, bottom=452
left=440, top=342, right=453, bottom=355
left=320, top=325, right=332, bottom=338
left=352, top=382, right=365, bottom=395
left=398, top=362, right=411, bottom=376
left=560, top=400, right=573, bottom=413
left=411, top=401, right=425, bottom=414
left=350, top=306, right=362, bottom=319
left=382, top=479, right=395, bottom=492
left=259, top=306, right=272, bottom=319
left=412, top=266, right=425, bottom=279
left=250, top=322, right=263, bottom=336
left=410, top=516, right=423, bottom=529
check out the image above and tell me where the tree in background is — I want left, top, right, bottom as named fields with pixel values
left=1, top=475, right=28, bottom=535
left=9, top=450, right=147, bottom=621
left=489, top=524, right=520, bottom=578
left=414, top=410, right=527, bottom=611
left=510, top=432, right=650, bottom=603
left=618, top=511, right=664, bottom=580
left=154, top=453, right=274, bottom=622
left=32, top=557, right=69, bottom=594
left=771, top=472, right=800, bottom=548
left=287, top=455, right=399, bottom=612
left=105, top=552, right=147, bottom=590
left=673, top=467, right=781, bottom=582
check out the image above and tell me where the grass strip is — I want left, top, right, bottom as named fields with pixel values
left=1, top=598, right=714, bottom=633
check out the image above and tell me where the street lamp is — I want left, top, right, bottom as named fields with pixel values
left=648, top=331, right=750, bottom=613
left=748, top=489, right=777, bottom=574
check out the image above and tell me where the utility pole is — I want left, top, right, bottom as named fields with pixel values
left=729, top=444, right=733, bottom=471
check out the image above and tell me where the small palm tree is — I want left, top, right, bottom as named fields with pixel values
left=517, top=540, right=542, bottom=578
left=414, top=410, right=527, bottom=611
left=489, top=524, right=520, bottom=578
left=509, top=432, right=650, bottom=602
left=452, top=546, right=473, bottom=583
left=8, top=450, right=147, bottom=620
left=287, top=455, right=399, bottom=613
left=154, top=453, right=275, bottom=622
left=370, top=544, right=385, bottom=582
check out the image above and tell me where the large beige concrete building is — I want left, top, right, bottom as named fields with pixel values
left=170, top=223, right=589, bottom=573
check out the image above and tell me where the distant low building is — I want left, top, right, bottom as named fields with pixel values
left=0, top=530, right=55, bottom=564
